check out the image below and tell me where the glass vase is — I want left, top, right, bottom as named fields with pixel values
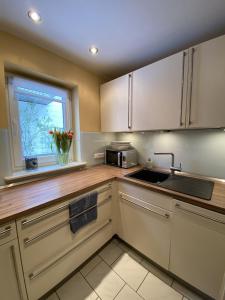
left=57, top=152, right=69, bottom=165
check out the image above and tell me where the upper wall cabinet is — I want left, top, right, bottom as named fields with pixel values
left=100, top=34, right=225, bottom=132
left=186, top=35, right=225, bottom=128
left=101, top=74, right=132, bottom=132
left=132, top=51, right=188, bottom=131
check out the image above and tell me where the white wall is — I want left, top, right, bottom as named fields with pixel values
left=116, top=130, right=225, bottom=179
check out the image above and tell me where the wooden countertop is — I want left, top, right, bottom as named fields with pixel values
left=0, top=165, right=225, bottom=224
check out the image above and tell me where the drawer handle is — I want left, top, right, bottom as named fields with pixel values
left=21, top=184, right=112, bottom=228
left=0, top=226, right=12, bottom=238
left=10, top=245, right=23, bottom=300
left=128, top=73, right=133, bottom=129
left=175, top=203, right=225, bottom=224
left=24, top=195, right=112, bottom=247
left=28, top=218, right=112, bottom=281
left=120, top=193, right=170, bottom=219
left=180, top=51, right=186, bottom=126
left=188, top=47, right=195, bottom=125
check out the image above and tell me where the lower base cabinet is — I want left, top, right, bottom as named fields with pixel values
left=1, top=180, right=225, bottom=300
left=0, top=239, right=28, bottom=300
left=117, top=182, right=172, bottom=270
left=17, top=183, right=114, bottom=300
left=27, top=221, right=113, bottom=299
left=170, top=200, right=225, bottom=299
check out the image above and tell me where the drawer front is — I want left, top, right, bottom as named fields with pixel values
left=118, top=192, right=172, bottom=269
left=0, top=221, right=17, bottom=246
left=118, top=182, right=173, bottom=211
left=16, top=183, right=113, bottom=299
left=170, top=199, right=225, bottom=298
left=26, top=219, right=113, bottom=300
left=17, top=183, right=112, bottom=238
left=21, top=195, right=112, bottom=271
left=0, top=239, right=28, bottom=300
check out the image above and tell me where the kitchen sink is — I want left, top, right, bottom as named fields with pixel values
left=126, top=169, right=214, bottom=200
left=126, top=169, right=170, bottom=183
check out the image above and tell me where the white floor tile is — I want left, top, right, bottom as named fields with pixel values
left=81, top=255, right=102, bottom=277
left=115, top=285, right=143, bottom=300
left=86, top=261, right=125, bottom=300
left=138, top=273, right=183, bottom=300
left=112, top=253, right=148, bottom=290
left=141, top=259, right=173, bottom=286
left=172, top=281, right=204, bottom=300
left=45, top=293, right=59, bottom=300
left=99, top=241, right=123, bottom=265
left=57, top=272, right=98, bottom=300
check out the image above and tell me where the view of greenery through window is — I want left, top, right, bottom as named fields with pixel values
left=18, top=99, right=64, bottom=157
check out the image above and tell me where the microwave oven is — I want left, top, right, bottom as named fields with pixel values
left=105, top=148, right=137, bottom=168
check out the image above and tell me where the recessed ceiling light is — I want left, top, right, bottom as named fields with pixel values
left=28, top=10, right=41, bottom=23
left=89, top=47, right=99, bottom=55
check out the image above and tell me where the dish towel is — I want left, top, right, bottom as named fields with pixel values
left=69, top=191, right=98, bottom=233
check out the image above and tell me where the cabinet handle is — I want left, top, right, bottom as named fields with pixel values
left=175, top=203, right=225, bottom=224
left=120, top=193, right=170, bottom=219
left=188, top=48, right=195, bottom=125
left=23, top=195, right=112, bottom=246
left=10, top=245, right=24, bottom=300
left=21, top=184, right=112, bottom=228
left=0, top=226, right=12, bottom=238
left=28, top=218, right=112, bottom=281
left=128, top=73, right=132, bottom=129
left=180, top=51, right=186, bottom=126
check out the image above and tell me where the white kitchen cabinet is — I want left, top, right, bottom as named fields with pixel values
left=170, top=200, right=225, bottom=298
left=100, top=34, right=225, bottom=132
left=0, top=239, right=28, bottom=300
left=0, top=221, right=17, bottom=246
left=101, top=73, right=132, bottom=132
left=132, top=51, right=188, bottom=131
left=117, top=182, right=172, bottom=269
left=186, top=35, right=225, bottom=128
left=17, top=183, right=114, bottom=300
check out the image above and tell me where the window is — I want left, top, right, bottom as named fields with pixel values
left=7, top=75, right=72, bottom=169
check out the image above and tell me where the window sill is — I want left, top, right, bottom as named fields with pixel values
left=4, top=161, right=87, bottom=185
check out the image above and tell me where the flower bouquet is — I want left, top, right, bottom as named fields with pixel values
left=49, top=129, right=74, bottom=165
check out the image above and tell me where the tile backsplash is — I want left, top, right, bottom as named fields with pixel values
left=116, top=130, right=225, bottom=179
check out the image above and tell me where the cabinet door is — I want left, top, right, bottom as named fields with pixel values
left=187, top=35, right=225, bottom=128
left=170, top=200, right=225, bottom=298
left=0, top=239, right=27, bottom=300
left=118, top=192, right=171, bottom=269
left=17, top=184, right=113, bottom=300
left=132, top=51, right=188, bottom=131
left=100, top=74, right=132, bottom=132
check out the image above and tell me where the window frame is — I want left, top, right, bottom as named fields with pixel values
left=6, top=74, right=73, bottom=171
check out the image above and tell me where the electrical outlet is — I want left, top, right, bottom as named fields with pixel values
left=93, top=152, right=105, bottom=159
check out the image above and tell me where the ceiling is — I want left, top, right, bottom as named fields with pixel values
left=1, top=0, right=225, bottom=80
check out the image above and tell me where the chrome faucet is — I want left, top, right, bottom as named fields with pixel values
left=154, top=152, right=182, bottom=175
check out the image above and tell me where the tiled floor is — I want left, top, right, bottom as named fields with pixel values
left=46, top=238, right=204, bottom=300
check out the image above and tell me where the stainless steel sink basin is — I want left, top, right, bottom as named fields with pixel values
left=126, top=169, right=214, bottom=200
